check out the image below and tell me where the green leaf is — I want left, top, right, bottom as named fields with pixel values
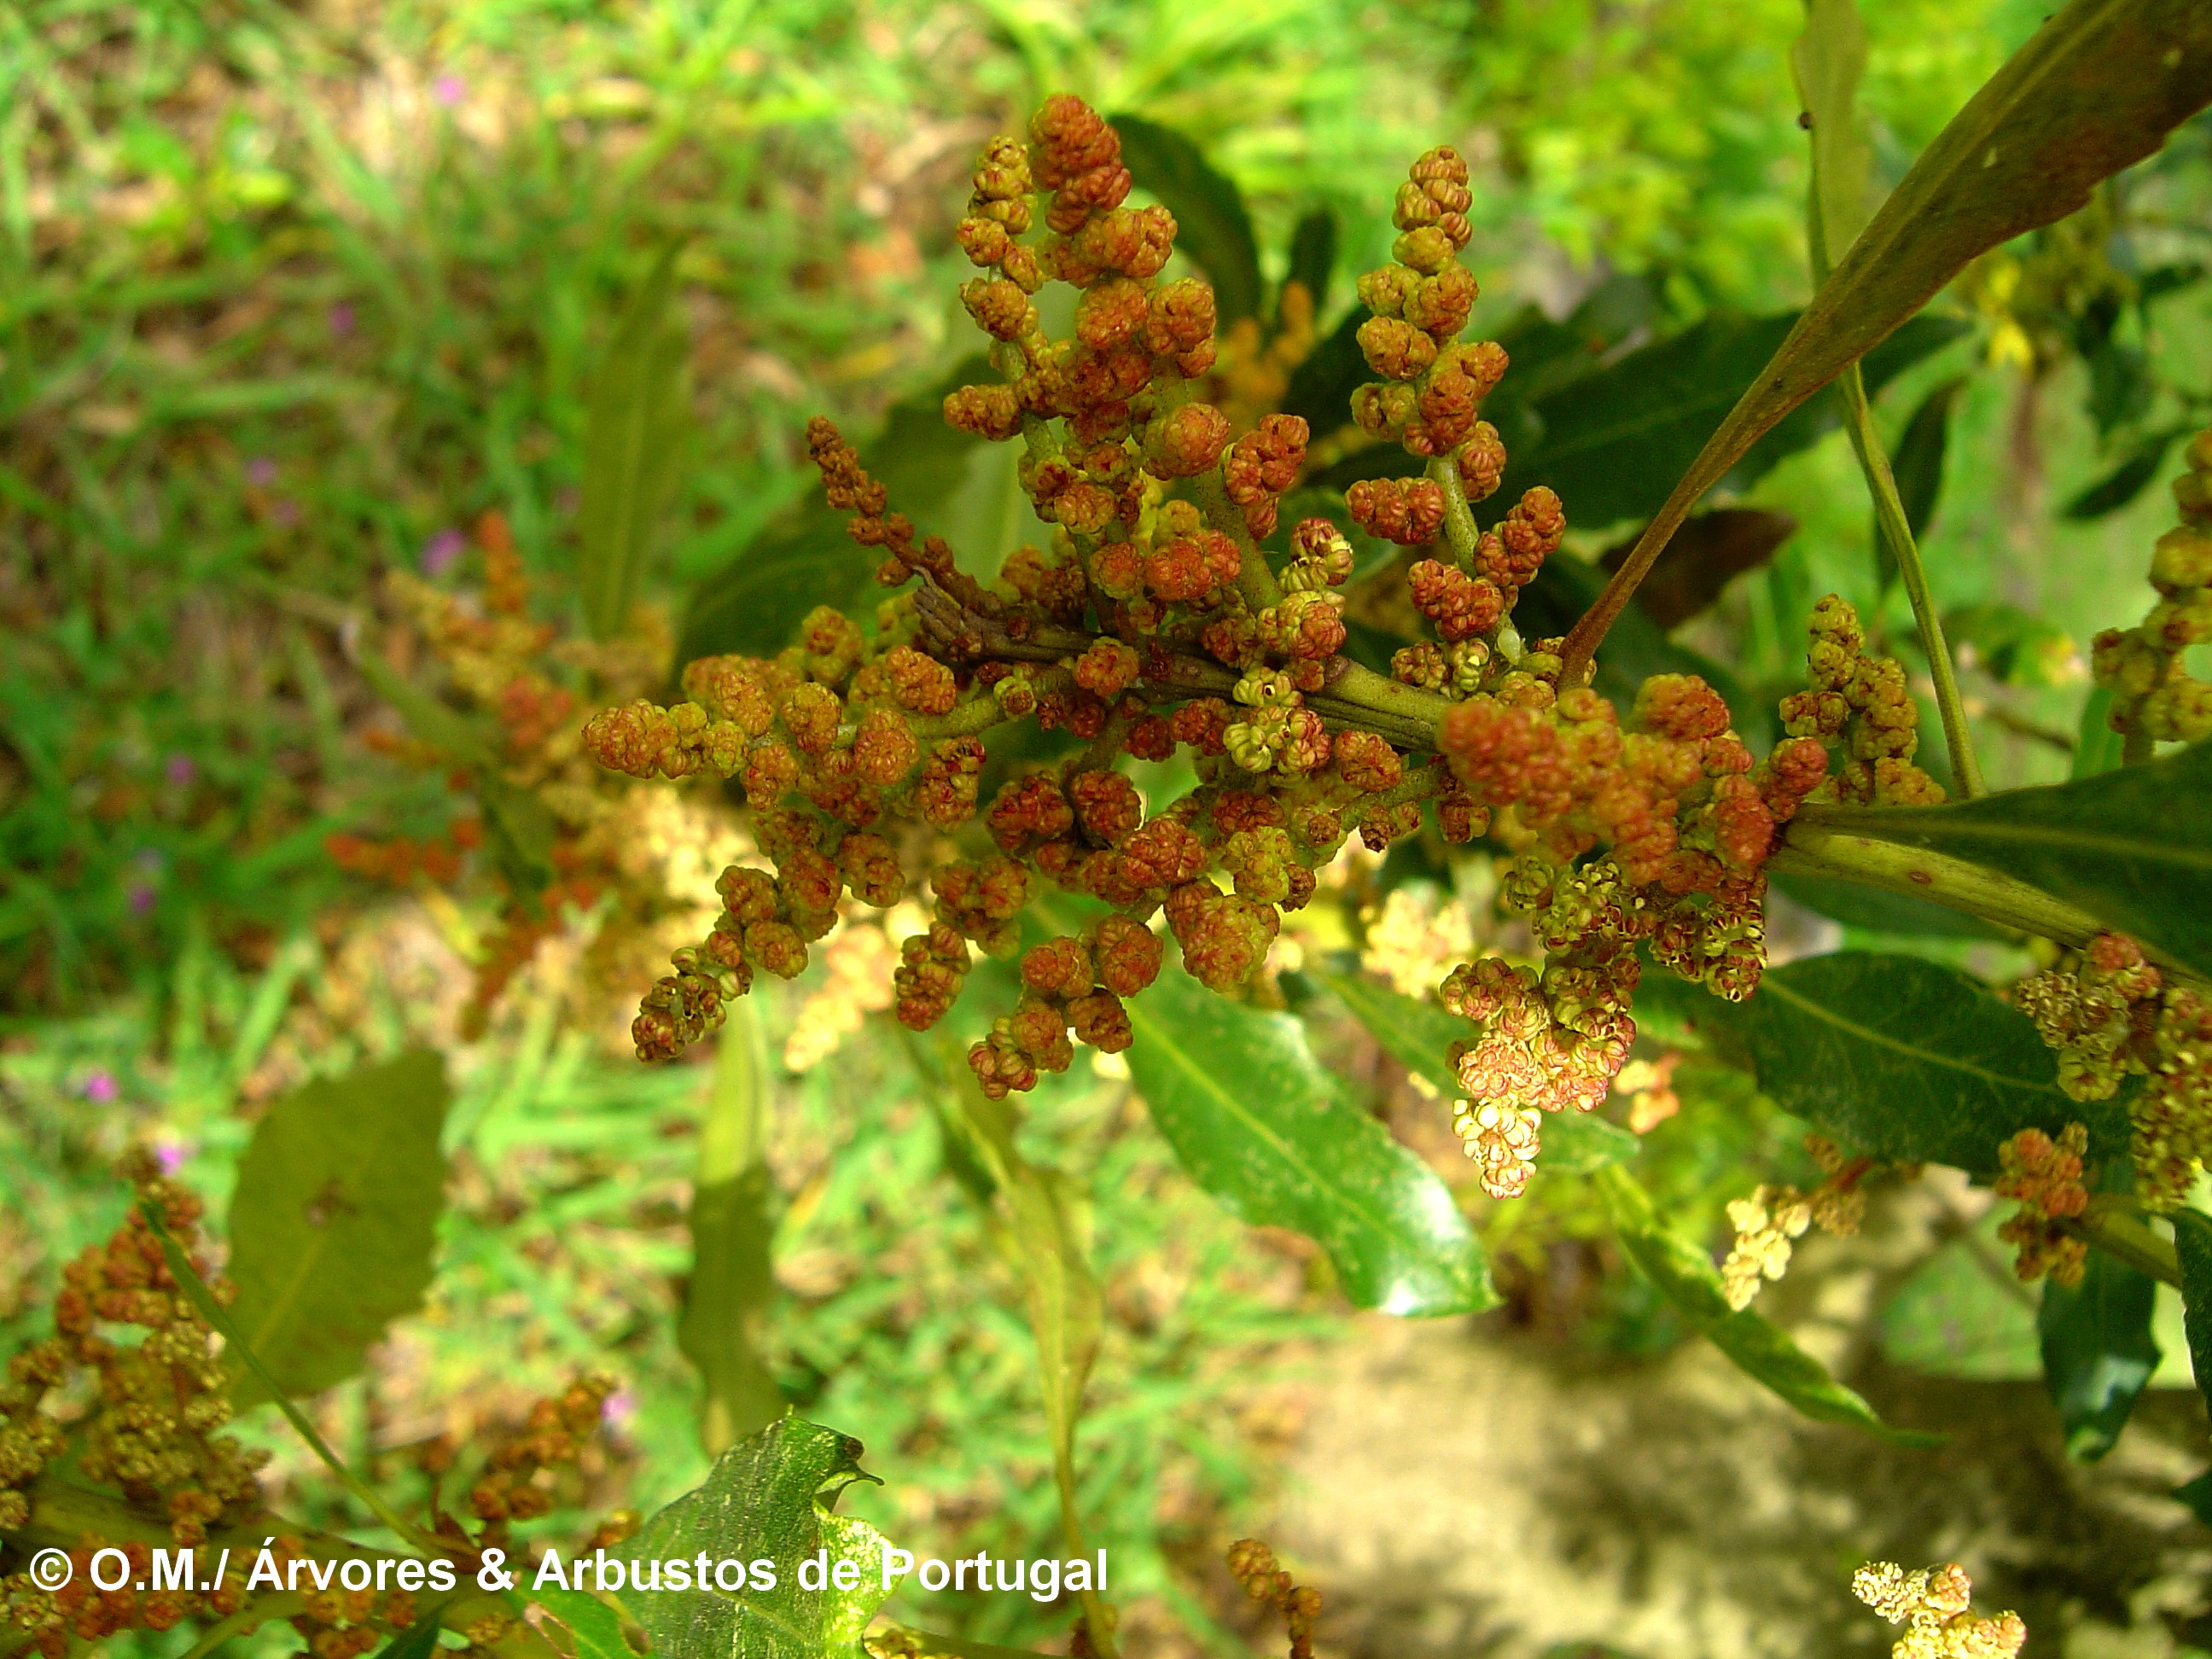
left=1590, top=0, right=2212, bottom=641
left=372, top=1615, right=445, bottom=1659
left=1880, top=375, right=1967, bottom=588
left=521, top=1586, right=647, bottom=1659
left=1109, top=114, right=1262, bottom=324
left=1124, top=968, right=1497, bottom=1316
left=2040, top=1224, right=2160, bottom=1462
left=1450, top=309, right=1966, bottom=530
left=1592, top=1163, right=1933, bottom=1440
left=1283, top=207, right=1337, bottom=320
left=928, top=1038, right=1102, bottom=1528
left=1596, top=508, right=1798, bottom=631
left=1877, top=1214, right=2042, bottom=1379
left=1314, top=968, right=1637, bottom=1174
left=2073, top=687, right=2126, bottom=779
left=1791, top=0, right=1875, bottom=265
left=1716, top=952, right=2128, bottom=1173
left=2171, top=1208, right=2212, bottom=1427
left=2064, top=426, right=2186, bottom=520
left=1804, top=741, right=2212, bottom=978
left=619, top=1417, right=893, bottom=1659
left=579, top=242, right=693, bottom=641
left=1279, top=306, right=1371, bottom=438
left=677, top=359, right=993, bottom=665
left=683, top=1005, right=784, bottom=1458
left=226, top=1051, right=449, bottom=1405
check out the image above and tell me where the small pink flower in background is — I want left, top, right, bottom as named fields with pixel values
left=433, top=73, right=467, bottom=108
left=422, top=527, right=467, bottom=574
left=246, top=457, right=278, bottom=487
left=164, top=753, right=195, bottom=786
left=329, top=301, right=356, bottom=338
left=602, top=1388, right=638, bottom=1427
left=271, top=498, right=302, bottom=528
left=154, top=1135, right=190, bottom=1173
left=83, top=1071, right=118, bottom=1105
left=128, top=884, right=156, bottom=915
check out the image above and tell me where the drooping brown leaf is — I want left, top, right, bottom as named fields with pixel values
left=1599, top=508, right=1798, bottom=630
left=1563, top=0, right=2212, bottom=678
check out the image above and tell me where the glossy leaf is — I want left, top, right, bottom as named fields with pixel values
left=1315, top=968, right=1637, bottom=1174
left=678, top=359, right=992, bottom=664
left=227, top=1051, right=449, bottom=1405
left=1810, top=740, right=2212, bottom=977
left=1109, top=114, right=1262, bottom=324
left=1597, top=508, right=1798, bottom=630
left=1125, top=967, right=1497, bottom=1316
left=579, top=242, right=692, bottom=641
left=2040, top=1215, right=2160, bottom=1462
left=1575, top=0, right=2212, bottom=665
left=620, top=1417, right=892, bottom=1659
left=1457, top=310, right=1965, bottom=530
left=2173, top=1208, right=2212, bottom=1427
left=1594, top=1163, right=1932, bottom=1440
left=682, top=1005, right=783, bottom=1457
left=1717, top=953, right=2128, bottom=1173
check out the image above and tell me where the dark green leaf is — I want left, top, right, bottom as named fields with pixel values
left=2174, top=1468, right=2212, bottom=1523
left=1597, top=508, right=1798, bottom=630
left=2040, top=1192, right=2160, bottom=1462
left=1881, top=375, right=1967, bottom=588
left=1283, top=207, right=1336, bottom=320
left=1124, top=968, right=1497, bottom=1316
left=227, top=1051, right=449, bottom=1405
left=1589, top=0, right=2212, bottom=654
left=2064, top=428, right=2184, bottom=520
left=1448, top=310, right=1964, bottom=530
left=1315, top=969, right=1637, bottom=1173
left=1807, top=741, right=2212, bottom=978
left=1791, top=0, right=1876, bottom=263
left=1769, top=872, right=2011, bottom=939
left=2086, top=337, right=2154, bottom=437
left=579, top=242, right=693, bottom=641
left=683, top=1007, right=783, bottom=1457
left=372, top=1615, right=445, bottom=1659
left=677, top=360, right=993, bottom=665
left=1594, top=1163, right=1933, bottom=1439
left=2171, top=1208, right=2212, bottom=1428
left=1109, top=114, right=1262, bottom=324
left=619, top=1417, right=892, bottom=1659
left=1280, top=306, right=1371, bottom=438
left=1715, top=952, right=2128, bottom=1173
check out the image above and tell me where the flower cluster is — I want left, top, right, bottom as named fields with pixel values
left=1225, top=1538, right=1321, bottom=1659
left=2014, top=932, right=2212, bottom=1210
left=1718, top=1134, right=1872, bottom=1310
left=581, top=99, right=1838, bottom=1188
left=2094, top=425, right=2212, bottom=749
left=1779, top=594, right=1947, bottom=806
left=1851, top=1562, right=2026, bottom=1659
left=2, top=1155, right=265, bottom=1657
left=1991, top=1124, right=2089, bottom=1286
